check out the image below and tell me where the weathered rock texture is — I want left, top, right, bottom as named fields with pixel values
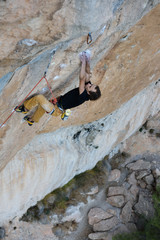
left=0, top=0, right=160, bottom=224
left=2, top=112, right=160, bottom=240
left=88, top=150, right=160, bottom=240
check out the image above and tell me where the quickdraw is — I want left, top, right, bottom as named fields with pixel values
left=44, top=49, right=56, bottom=77
left=87, top=32, right=92, bottom=44
left=44, top=49, right=57, bottom=104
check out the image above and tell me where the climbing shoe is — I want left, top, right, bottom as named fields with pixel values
left=23, top=116, right=34, bottom=126
left=15, top=105, right=28, bottom=114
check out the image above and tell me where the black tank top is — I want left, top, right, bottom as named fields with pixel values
left=59, top=88, right=89, bottom=110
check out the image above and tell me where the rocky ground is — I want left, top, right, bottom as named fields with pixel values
left=1, top=112, right=160, bottom=240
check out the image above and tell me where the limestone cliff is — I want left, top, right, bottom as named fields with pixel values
left=0, top=0, right=160, bottom=224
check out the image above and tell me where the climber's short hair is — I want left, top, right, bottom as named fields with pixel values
left=88, top=85, right=101, bottom=101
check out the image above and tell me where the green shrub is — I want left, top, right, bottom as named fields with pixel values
left=113, top=232, right=145, bottom=240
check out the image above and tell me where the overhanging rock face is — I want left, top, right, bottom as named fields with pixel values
left=0, top=80, right=160, bottom=224
left=0, top=1, right=160, bottom=224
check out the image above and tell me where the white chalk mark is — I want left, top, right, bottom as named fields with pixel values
left=60, top=64, right=67, bottom=69
left=20, top=39, right=37, bottom=46
left=100, top=25, right=106, bottom=35
left=53, top=76, right=60, bottom=80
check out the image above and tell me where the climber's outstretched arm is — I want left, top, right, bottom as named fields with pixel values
left=79, top=55, right=86, bottom=94
left=85, top=58, right=91, bottom=75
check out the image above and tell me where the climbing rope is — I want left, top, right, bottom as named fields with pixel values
left=44, top=77, right=57, bottom=104
left=43, top=49, right=57, bottom=104
left=0, top=50, right=57, bottom=129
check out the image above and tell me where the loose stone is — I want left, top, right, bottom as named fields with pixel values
left=134, top=190, right=155, bottom=218
left=106, top=195, right=125, bottom=208
left=93, top=216, right=119, bottom=232
left=120, top=201, right=132, bottom=223
left=88, top=232, right=111, bottom=240
left=138, top=180, right=147, bottom=189
left=127, top=172, right=137, bottom=185
left=108, top=169, right=121, bottom=182
left=107, top=186, right=126, bottom=197
left=126, top=159, right=151, bottom=171
left=88, top=208, right=114, bottom=225
left=129, top=184, right=139, bottom=200
left=136, top=170, right=151, bottom=180
left=144, top=174, right=154, bottom=185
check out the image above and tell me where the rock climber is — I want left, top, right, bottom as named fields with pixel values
left=15, top=51, right=101, bottom=126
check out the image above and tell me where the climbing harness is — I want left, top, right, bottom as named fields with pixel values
left=0, top=50, right=57, bottom=128
left=87, top=32, right=92, bottom=44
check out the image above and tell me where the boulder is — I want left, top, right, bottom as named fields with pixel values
left=127, top=172, right=137, bottom=185
left=138, top=180, right=147, bottom=189
left=88, top=208, right=114, bottom=225
left=136, top=170, right=151, bottom=180
left=108, top=169, right=121, bottom=182
left=134, top=190, right=155, bottom=218
left=107, top=186, right=126, bottom=197
left=110, top=223, right=137, bottom=239
left=120, top=201, right=132, bottom=223
left=126, top=223, right=137, bottom=232
left=110, top=224, right=129, bottom=237
left=155, top=169, right=160, bottom=177
left=144, top=174, right=154, bottom=185
left=93, top=216, right=119, bottom=232
left=106, top=196, right=125, bottom=208
left=129, top=184, right=139, bottom=200
left=124, top=191, right=135, bottom=205
left=106, top=209, right=117, bottom=216
left=127, top=160, right=151, bottom=171
left=88, top=232, right=112, bottom=240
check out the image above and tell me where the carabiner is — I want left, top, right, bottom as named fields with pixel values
left=87, top=32, right=92, bottom=44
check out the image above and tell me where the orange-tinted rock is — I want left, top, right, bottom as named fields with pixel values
left=0, top=2, right=160, bottom=224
